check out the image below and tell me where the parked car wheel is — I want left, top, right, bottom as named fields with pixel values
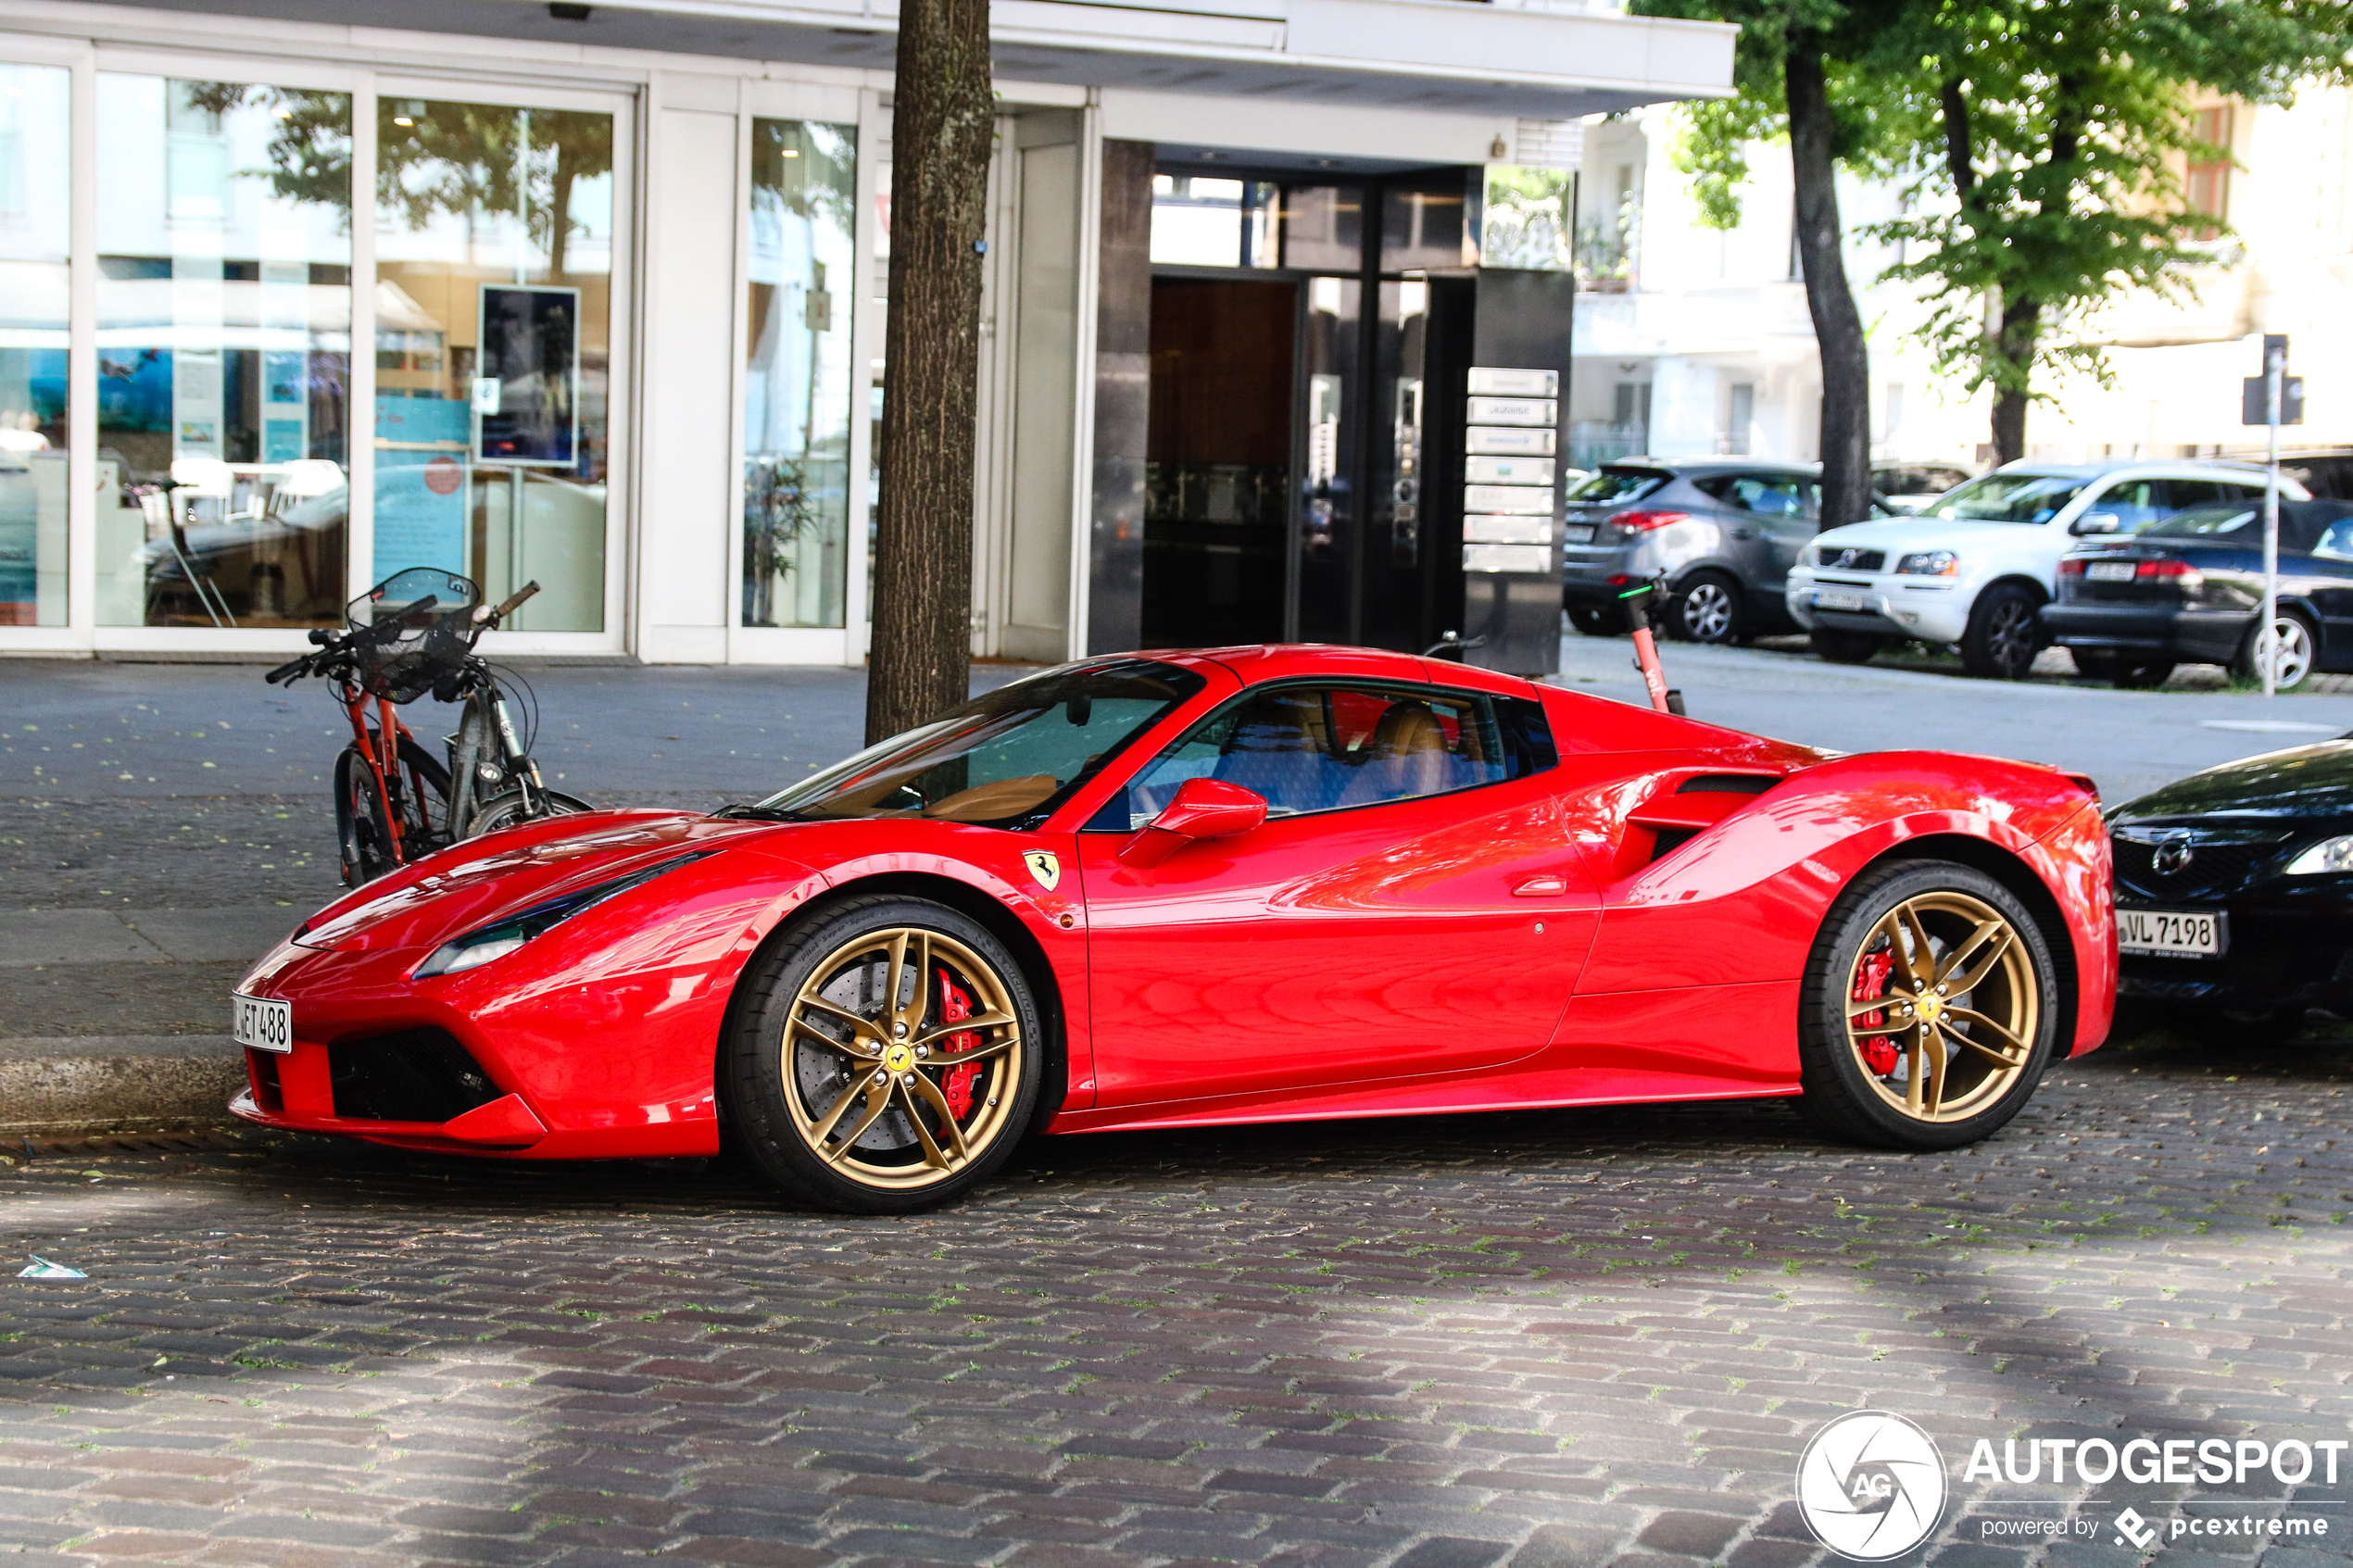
left=724, top=896, right=1045, bottom=1214
left=2070, top=649, right=2176, bottom=690
left=1567, top=604, right=1624, bottom=636
left=1809, top=627, right=1882, bottom=665
left=1794, top=859, right=2057, bottom=1150
left=2234, top=607, right=2318, bottom=692
left=1960, top=583, right=2045, bottom=680
left=1672, top=571, right=1745, bottom=646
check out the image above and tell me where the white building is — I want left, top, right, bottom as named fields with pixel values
left=1568, top=87, right=2353, bottom=474
left=0, top=0, right=1735, bottom=666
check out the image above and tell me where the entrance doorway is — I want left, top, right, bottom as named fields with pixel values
left=1140, top=278, right=1294, bottom=646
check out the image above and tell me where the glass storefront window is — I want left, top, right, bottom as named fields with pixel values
left=743, top=118, right=856, bottom=630
left=0, top=64, right=70, bottom=627
left=94, top=76, right=352, bottom=628
left=375, top=97, right=611, bottom=632
left=1149, top=174, right=1277, bottom=269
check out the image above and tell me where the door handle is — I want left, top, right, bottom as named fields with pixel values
left=1513, top=874, right=1568, bottom=897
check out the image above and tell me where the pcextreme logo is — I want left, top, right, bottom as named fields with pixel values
left=1796, top=1411, right=1948, bottom=1561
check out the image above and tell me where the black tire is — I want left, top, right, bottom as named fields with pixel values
left=333, top=736, right=448, bottom=885
left=1809, top=626, right=1882, bottom=664
left=466, top=787, right=594, bottom=838
left=724, top=896, right=1045, bottom=1213
left=447, top=704, right=497, bottom=839
left=1672, top=571, right=1746, bottom=646
left=1567, top=603, right=1624, bottom=636
left=1959, top=583, right=2045, bottom=679
left=1794, top=859, right=2060, bottom=1150
left=2233, top=607, right=2318, bottom=692
left=332, top=746, right=396, bottom=886
left=2111, top=660, right=2175, bottom=690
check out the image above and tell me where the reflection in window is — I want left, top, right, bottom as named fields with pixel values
left=374, top=98, right=612, bottom=631
left=1480, top=166, right=1571, bottom=272
left=94, top=77, right=353, bottom=628
left=0, top=64, right=69, bottom=626
left=1149, top=174, right=1277, bottom=268
left=744, top=119, right=857, bottom=630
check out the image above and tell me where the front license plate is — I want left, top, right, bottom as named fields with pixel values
left=232, top=992, right=292, bottom=1054
left=1815, top=589, right=1870, bottom=612
left=2086, top=559, right=2138, bottom=582
left=2117, top=906, right=2226, bottom=958
left=1563, top=523, right=1596, bottom=544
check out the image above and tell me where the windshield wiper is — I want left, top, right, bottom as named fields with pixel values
left=709, top=802, right=802, bottom=822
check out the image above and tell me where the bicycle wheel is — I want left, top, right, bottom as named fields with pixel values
left=445, top=701, right=497, bottom=840
left=396, top=733, right=452, bottom=851
left=465, top=787, right=594, bottom=837
left=333, top=746, right=397, bottom=885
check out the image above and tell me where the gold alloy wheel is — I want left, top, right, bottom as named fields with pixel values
left=1844, top=891, right=2039, bottom=1123
left=782, top=926, right=1026, bottom=1190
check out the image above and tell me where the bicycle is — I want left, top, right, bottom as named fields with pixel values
left=266, top=567, right=592, bottom=885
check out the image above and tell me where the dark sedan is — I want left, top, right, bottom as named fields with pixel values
left=2045, top=498, right=2353, bottom=689
left=2109, top=741, right=2353, bottom=1037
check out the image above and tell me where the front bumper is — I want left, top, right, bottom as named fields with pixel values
left=2118, top=897, right=2353, bottom=1018
left=2042, top=602, right=2248, bottom=664
left=1785, top=571, right=1971, bottom=643
left=226, top=937, right=723, bottom=1160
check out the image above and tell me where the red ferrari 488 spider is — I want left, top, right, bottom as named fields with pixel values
left=230, top=645, right=2114, bottom=1212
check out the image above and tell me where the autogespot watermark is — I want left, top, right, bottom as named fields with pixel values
left=1795, top=1415, right=2341, bottom=1560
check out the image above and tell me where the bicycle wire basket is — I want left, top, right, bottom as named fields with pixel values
left=346, top=569, right=483, bottom=705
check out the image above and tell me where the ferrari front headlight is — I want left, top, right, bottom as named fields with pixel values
left=414, top=851, right=713, bottom=977
left=2286, top=835, right=2353, bottom=876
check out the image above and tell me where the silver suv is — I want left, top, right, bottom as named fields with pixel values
left=1562, top=459, right=1874, bottom=644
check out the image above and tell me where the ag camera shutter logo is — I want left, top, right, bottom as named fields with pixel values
left=1797, top=1411, right=1947, bottom=1560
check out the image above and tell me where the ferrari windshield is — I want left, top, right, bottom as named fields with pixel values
left=737, top=659, right=1207, bottom=829
left=1919, top=473, right=2085, bottom=525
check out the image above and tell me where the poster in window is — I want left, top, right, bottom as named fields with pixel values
left=475, top=284, right=580, bottom=467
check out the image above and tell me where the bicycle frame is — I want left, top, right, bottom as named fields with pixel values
left=340, top=686, right=429, bottom=863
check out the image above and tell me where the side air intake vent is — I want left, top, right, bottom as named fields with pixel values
left=329, top=1028, right=502, bottom=1123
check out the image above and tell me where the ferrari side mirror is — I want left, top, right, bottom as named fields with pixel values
left=1118, top=778, right=1268, bottom=868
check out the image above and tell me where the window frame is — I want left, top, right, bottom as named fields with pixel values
left=1081, top=675, right=1557, bottom=833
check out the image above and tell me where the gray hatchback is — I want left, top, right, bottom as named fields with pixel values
left=1561, top=458, right=1858, bottom=643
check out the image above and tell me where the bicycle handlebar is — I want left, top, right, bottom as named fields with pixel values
left=477, top=581, right=540, bottom=627
left=264, top=655, right=311, bottom=685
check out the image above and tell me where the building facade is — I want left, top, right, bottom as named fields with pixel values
left=0, top=0, right=1733, bottom=668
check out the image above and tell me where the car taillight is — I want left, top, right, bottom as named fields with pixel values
left=1614, top=510, right=1691, bottom=533
left=2058, top=558, right=2085, bottom=576
left=2138, top=558, right=2198, bottom=581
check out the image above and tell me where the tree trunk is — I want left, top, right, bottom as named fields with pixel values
left=1990, top=295, right=2038, bottom=464
left=865, top=0, right=995, bottom=745
left=1785, top=34, right=1872, bottom=528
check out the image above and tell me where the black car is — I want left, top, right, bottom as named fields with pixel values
left=2108, top=741, right=2353, bottom=1036
left=2044, top=498, right=2353, bottom=689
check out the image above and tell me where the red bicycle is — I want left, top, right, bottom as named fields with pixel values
left=266, top=568, right=591, bottom=884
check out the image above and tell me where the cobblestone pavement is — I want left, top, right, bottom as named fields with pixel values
left=6, top=1030, right=2353, bottom=1567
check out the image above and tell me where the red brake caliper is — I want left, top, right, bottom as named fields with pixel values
left=936, top=968, right=982, bottom=1120
left=1853, top=948, right=1898, bottom=1077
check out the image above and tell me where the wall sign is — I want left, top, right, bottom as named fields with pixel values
left=476, top=284, right=581, bottom=467
left=1462, top=366, right=1560, bottom=574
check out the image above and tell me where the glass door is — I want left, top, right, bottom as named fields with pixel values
left=93, top=71, right=355, bottom=629
left=371, top=84, right=624, bottom=633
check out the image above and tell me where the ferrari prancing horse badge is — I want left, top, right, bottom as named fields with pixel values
left=1024, top=850, right=1061, bottom=891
